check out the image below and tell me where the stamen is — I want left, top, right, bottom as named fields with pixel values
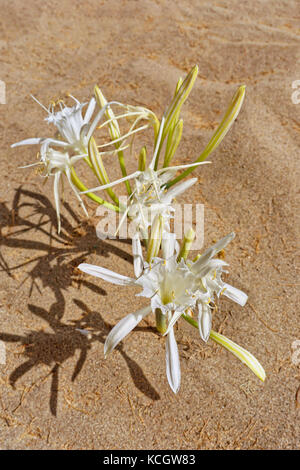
left=220, top=287, right=227, bottom=295
left=30, top=94, right=50, bottom=114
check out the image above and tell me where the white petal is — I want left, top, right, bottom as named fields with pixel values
left=162, top=178, right=197, bottom=204
left=197, top=303, right=212, bottom=342
left=165, top=326, right=181, bottom=393
left=78, top=263, right=135, bottom=286
left=196, top=259, right=228, bottom=278
left=210, top=232, right=235, bottom=254
left=104, top=305, right=152, bottom=356
left=65, top=167, right=89, bottom=218
left=192, top=232, right=235, bottom=272
left=158, top=161, right=211, bottom=174
left=161, top=232, right=176, bottom=259
left=83, top=97, right=96, bottom=124
left=149, top=116, right=165, bottom=169
left=87, top=100, right=122, bottom=140
left=80, top=171, right=141, bottom=194
left=222, top=283, right=248, bottom=306
left=132, top=234, right=144, bottom=278
left=11, top=137, right=43, bottom=148
left=164, top=309, right=183, bottom=336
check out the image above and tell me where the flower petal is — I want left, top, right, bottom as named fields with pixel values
left=222, top=283, right=248, bottom=306
left=80, top=171, right=141, bottom=194
left=132, top=234, right=144, bottom=278
left=165, top=326, right=181, bottom=393
left=149, top=116, right=165, bottom=169
left=164, top=309, right=183, bottom=336
left=104, top=305, right=152, bottom=356
left=11, top=137, right=43, bottom=148
left=195, top=259, right=228, bottom=278
left=78, top=263, right=135, bottom=286
left=161, top=232, right=176, bottom=259
left=83, top=97, right=96, bottom=125
left=192, top=232, right=235, bottom=273
left=162, top=177, right=197, bottom=204
left=197, top=303, right=212, bottom=342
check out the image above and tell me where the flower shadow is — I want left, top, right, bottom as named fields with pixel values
left=0, top=298, right=160, bottom=416
left=0, top=186, right=134, bottom=316
left=0, top=186, right=159, bottom=415
left=72, top=298, right=160, bottom=401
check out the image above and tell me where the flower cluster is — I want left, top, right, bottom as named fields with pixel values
left=79, top=229, right=264, bottom=393
left=12, top=65, right=265, bottom=393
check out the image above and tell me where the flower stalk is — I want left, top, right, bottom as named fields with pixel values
left=88, top=136, right=120, bottom=206
left=182, top=313, right=265, bottom=382
left=177, top=227, right=196, bottom=261
left=94, top=85, right=132, bottom=196
left=70, top=167, right=120, bottom=212
left=166, top=84, right=246, bottom=188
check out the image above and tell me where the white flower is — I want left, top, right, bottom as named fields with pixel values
left=78, top=231, right=249, bottom=393
left=24, top=148, right=88, bottom=233
left=11, top=94, right=119, bottom=157
left=82, top=117, right=210, bottom=238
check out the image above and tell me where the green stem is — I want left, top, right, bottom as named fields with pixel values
left=166, top=85, right=246, bottom=189
left=181, top=313, right=266, bottom=382
left=94, top=85, right=132, bottom=196
left=70, top=167, right=120, bottom=212
left=155, top=309, right=167, bottom=334
left=138, top=146, right=147, bottom=171
left=117, top=149, right=132, bottom=196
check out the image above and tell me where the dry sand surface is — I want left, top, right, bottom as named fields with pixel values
left=0, top=0, right=299, bottom=450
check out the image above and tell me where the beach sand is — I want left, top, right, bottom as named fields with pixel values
left=0, top=0, right=299, bottom=449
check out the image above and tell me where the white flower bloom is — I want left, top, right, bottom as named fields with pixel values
left=82, top=117, right=210, bottom=239
left=11, top=94, right=119, bottom=157
left=26, top=148, right=88, bottom=233
left=78, top=231, right=249, bottom=392
left=189, top=232, right=248, bottom=309
left=165, top=323, right=181, bottom=394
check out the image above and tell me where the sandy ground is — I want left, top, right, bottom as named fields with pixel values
left=0, top=0, right=299, bottom=450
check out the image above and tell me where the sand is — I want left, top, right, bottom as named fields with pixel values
left=0, top=0, right=299, bottom=449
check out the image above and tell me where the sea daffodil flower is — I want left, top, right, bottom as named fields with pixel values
left=82, top=117, right=210, bottom=239
left=78, top=231, right=265, bottom=393
left=11, top=94, right=120, bottom=157
left=22, top=148, right=88, bottom=233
